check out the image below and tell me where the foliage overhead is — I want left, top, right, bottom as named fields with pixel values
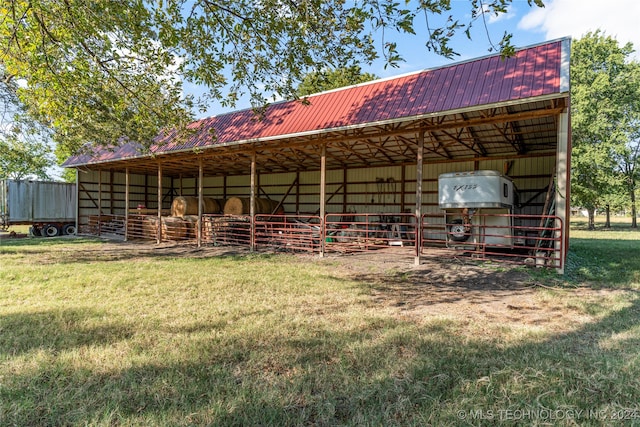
left=0, top=0, right=544, bottom=156
left=570, top=31, right=640, bottom=228
left=296, top=66, right=378, bottom=98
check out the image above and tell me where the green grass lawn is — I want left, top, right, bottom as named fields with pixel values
left=0, top=220, right=639, bottom=426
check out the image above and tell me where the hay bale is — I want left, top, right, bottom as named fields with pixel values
left=182, top=215, right=199, bottom=238
left=223, top=197, right=250, bottom=215
left=224, top=197, right=283, bottom=215
left=161, top=217, right=188, bottom=240
left=171, top=196, right=223, bottom=217
left=142, top=216, right=160, bottom=239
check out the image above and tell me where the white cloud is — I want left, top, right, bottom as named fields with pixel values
left=487, top=4, right=516, bottom=24
left=519, top=0, right=640, bottom=58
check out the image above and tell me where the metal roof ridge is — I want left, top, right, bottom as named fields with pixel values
left=193, top=37, right=572, bottom=123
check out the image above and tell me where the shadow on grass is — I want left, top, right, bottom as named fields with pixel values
left=565, top=238, right=640, bottom=287
left=0, top=308, right=135, bottom=357
left=0, top=237, right=276, bottom=264
left=2, top=291, right=639, bottom=425
left=347, top=263, right=535, bottom=309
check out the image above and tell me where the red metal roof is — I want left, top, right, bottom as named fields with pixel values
left=63, top=39, right=569, bottom=167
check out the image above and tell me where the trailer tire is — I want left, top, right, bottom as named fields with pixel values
left=30, top=226, right=41, bottom=237
left=448, top=219, right=471, bottom=242
left=62, top=224, right=77, bottom=235
left=43, top=224, right=60, bottom=237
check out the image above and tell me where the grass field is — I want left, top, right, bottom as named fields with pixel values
left=0, top=220, right=639, bottom=426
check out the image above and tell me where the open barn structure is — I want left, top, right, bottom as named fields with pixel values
left=63, top=38, right=572, bottom=272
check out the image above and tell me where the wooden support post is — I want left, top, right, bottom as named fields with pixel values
left=198, top=158, right=203, bottom=248
left=125, top=168, right=130, bottom=242
left=320, top=143, right=327, bottom=257
left=414, top=131, right=424, bottom=265
left=98, top=170, right=102, bottom=236
left=75, top=169, right=80, bottom=235
left=555, top=109, right=570, bottom=274
left=157, top=162, right=162, bottom=244
left=250, top=151, right=256, bottom=251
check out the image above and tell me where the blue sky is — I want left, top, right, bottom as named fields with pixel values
left=192, top=0, right=640, bottom=119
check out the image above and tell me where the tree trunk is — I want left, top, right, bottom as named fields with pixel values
left=605, top=204, right=611, bottom=228
left=588, top=207, right=596, bottom=230
left=631, top=185, right=637, bottom=229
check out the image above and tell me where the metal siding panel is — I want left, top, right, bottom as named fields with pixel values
left=380, top=77, right=408, bottom=120
left=353, top=85, right=378, bottom=124
left=543, top=41, right=562, bottom=94
left=433, top=67, right=454, bottom=112
left=468, top=57, right=490, bottom=106
left=427, top=68, right=449, bottom=113
left=498, top=55, right=519, bottom=102
left=7, top=181, right=76, bottom=222
left=442, top=65, right=462, bottom=111
left=404, top=74, right=428, bottom=115
left=455, top=61, right=477, bottom=109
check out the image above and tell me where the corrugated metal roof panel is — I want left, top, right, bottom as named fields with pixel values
left=63, top=39, right=567, bottom=168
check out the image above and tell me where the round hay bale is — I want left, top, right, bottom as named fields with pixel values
left=171, top=196, right=195, bottom=217
left=224, top=197, right=283, bottom=215
left=171, top=196, right=222, bottom=217
left=257, top=198, right=284, bottom=215
left=162, top=217, right=188, bottom=240
left=224, top=197, right=251, bottom=215
left=202, top=198, right=221, bottom=214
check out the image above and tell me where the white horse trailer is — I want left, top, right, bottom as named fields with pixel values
left=438, top=171, right=515, bottom=247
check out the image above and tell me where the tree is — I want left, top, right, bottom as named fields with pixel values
left=0, top=136, right=52, bottom=180
left=1, top=0, right=544, bottom=157
left=570, top=31, right=640, bottom=229
left=612, top=62, right=640, bottom=228
left=296, top=66, right=378, bottom=98
left=0, top=66, right=54, bottom=180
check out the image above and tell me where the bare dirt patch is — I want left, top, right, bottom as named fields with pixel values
left=313, top=249, right=615, bottom=332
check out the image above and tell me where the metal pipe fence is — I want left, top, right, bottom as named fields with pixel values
left=78, top=211, right=564, bottom=268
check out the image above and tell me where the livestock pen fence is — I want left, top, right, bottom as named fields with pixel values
left=81, top=211, right=563, bottom=268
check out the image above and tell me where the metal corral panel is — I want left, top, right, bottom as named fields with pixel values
left=439, top=171, right=514, bottom=208
left=4, top=180, right=76, bottom=223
